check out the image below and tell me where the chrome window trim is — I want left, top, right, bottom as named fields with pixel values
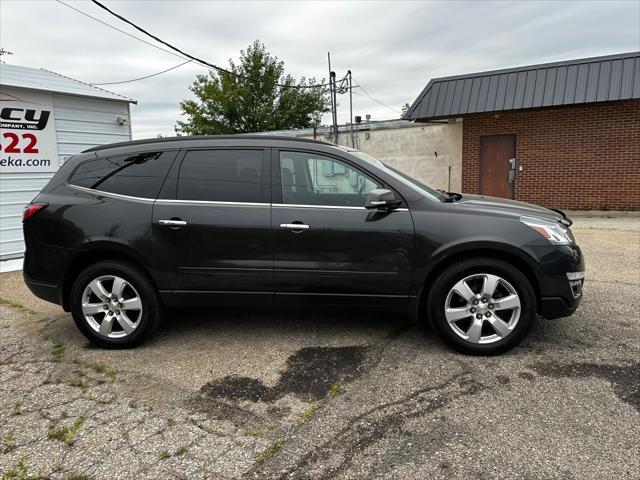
left=67, top=185, right=409, bottom=211
left=156, top=199, right=269, bottom=207
left=68, top=184, right=155, bottom=203
left=273, top=203, right=409, bottom=212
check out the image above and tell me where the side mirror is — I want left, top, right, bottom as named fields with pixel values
left=365, top=189, right=401, bottom=210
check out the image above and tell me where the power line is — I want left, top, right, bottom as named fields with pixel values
left=90, top=0, right=332, bottom=90
left=91, top=60, right=192, bottom=85
left=55, top=0, right=189, bottom=61
left=352, top=79, right=402, bottom=115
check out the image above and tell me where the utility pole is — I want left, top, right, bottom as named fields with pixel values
left=348, top=70, right=354, bottom=148
left=327, top=52, right=338, bottom=144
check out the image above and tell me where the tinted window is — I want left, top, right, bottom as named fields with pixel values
left=69, top=151, right=175, bottom=198
left=178, top=149, right=263, bottom=202
left=280, top=151, right=381, bottom=207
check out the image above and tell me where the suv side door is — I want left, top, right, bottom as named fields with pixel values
left=271, top=149, right=414, bottom=306
left=153, top=147, right=272, bottom=305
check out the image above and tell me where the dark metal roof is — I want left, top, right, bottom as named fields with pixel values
left=405, top=52, right=640, bottom=121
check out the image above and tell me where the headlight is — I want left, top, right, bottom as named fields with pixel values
left=520, top=216, right=575, bottom=244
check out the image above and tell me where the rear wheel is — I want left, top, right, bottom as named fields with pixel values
left=70, top=260, right=163, bottom=348
left=426, top=257, right=535, bottom=355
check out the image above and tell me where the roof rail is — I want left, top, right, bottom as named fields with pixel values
left=82, top=134, right=332, bottom=153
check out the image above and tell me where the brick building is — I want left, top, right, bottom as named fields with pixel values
left=405, top=52, right=640, bottom=210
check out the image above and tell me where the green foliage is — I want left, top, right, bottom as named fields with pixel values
left=47, top=416, right=85, bottom=445
left=51, top=344, right=64, bottom=362
left=1, top=459, right=43, bottom=480
left=176, top=40, right=329, bottom=135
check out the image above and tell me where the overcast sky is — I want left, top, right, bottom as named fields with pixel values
left=1, top=0, right=638, bottom=139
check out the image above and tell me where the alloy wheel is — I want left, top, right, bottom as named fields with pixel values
left=81, top=275, right=143, bottom=339
left=444, top=273, right=521, bottom=344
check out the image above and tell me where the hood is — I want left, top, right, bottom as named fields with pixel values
left=454, top=194, right=570, bottom=224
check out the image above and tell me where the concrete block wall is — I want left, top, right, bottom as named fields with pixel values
left=301, top=121, right=463, bottom=192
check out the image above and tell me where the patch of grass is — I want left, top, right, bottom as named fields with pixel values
left=253, top=437, right=285, bottom=465
left=187, top=418, right=217, bottom=434
left=0, top=297, right=37, bottom=315
left=51, top=344, right=65, bottom=362
left=1, top=459, right=43, bottom=480
left=295, top=404, right=318, bottom=429
left=2, top=429, right=16, bottom=453
left=91, top=363, right=116, bottom=380
left=13, top=399, right=22, bottom=416
left=244, top=421, right=278, bottom=437
left=47, top=416, right=85, bottom=445
left=175, top=445, right=188, bottom=456
left=69, top=376, right=88, bottom=392
left=327, top=383, right=343, bottom=398
left=159, top=450, right=171, bottom=460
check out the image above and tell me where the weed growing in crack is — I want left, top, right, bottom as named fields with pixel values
left=2, top=429, right=16, bottom=453
left=327, top=383, right=344, bottom=398
left=159, top=450, right=171, bottom=460
left=47, top=416, right=85, bottom=445
left=13, top=400, right=22, bottom=416
left=245, top=421, right=278, bottom=437
left=175, top=445, right=188, bottom=456
left=51, top=344, right=64, bottom=362
left=0, top=458, right=42, bottom=480
left=250, top=437, right=286, bottom=472
left=295, top=404, right=318, bottom=429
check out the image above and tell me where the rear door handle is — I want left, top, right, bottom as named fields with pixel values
left=158, top=219, right=187, bottom=227
left=280, top=223, right=309, bottom=231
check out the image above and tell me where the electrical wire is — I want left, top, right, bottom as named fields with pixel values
left=90, top=0, right=332, bottom=90
left=91, top=60, right=192, bottom=85
left=352, top=79, right=402, bottom=115
left=55, top=0, right=189, bottom=61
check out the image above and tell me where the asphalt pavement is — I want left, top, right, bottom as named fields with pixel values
left=0, top=217, right=638, bottom=479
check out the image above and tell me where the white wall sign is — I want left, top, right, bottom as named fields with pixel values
left=0, top=88, right=59, bottom=173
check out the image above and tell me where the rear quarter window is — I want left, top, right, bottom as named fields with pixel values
left=177, top=149, right=264, bottom=203
left=69, top=151, right=177, bottom=198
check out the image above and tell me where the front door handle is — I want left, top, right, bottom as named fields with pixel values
left=280, top=223, right=310, bottom=231
left=158, top=219, right=187, bottom=227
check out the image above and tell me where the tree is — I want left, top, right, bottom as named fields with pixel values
left=401, top=102, right=411, bottom=117
left=176, top=41, right=329, bottom=135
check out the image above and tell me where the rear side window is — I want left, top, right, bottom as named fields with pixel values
left=177, top=149, right=264, bottom=202
left=69, top=151, right=176, bottom=198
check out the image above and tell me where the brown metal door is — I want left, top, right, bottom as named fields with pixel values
left=479, top=134, right=515, bottom=198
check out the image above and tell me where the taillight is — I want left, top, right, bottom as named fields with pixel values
left=23, top=203, right=47, bottom=222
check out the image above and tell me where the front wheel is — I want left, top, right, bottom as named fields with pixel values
left=70, top=260, right=163, bottom=348
left=426, top=258, right=536, bottom=355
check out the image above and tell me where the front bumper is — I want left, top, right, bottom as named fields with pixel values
left=540, top=294, right=581, bottom=319
left=525, top=243, right=585, bottom=319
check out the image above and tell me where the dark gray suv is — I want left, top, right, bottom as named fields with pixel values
left=22, top=136, right=585, bottom=354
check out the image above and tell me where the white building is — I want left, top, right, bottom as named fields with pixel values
left=0, top=64, right=136, bottom=267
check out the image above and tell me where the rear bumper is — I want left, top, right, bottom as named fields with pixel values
left=23, top=273, right=62, bottom=306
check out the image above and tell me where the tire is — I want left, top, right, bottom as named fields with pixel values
left=426, top=257, right=535, bottom=355
left=70, top=260, right=163, bottom=348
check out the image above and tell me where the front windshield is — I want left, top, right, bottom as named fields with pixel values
left=351, top=151, right=448, bottom=202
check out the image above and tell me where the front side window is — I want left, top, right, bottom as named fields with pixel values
left=177, top=149, right=263, bottom=202
left=280, top=151, right=381, bottom=207
left=69, top=151, right=176, bottom=198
